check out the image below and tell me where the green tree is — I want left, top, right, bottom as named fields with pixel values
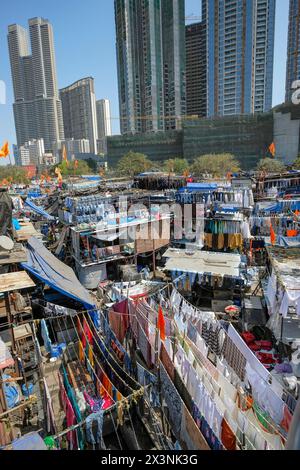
left=117, top=151, right=152, bottom=177
left=164, top=158, right=190, bottom=175
left=191, top=153, right=241, bottom=177
left=256, top=158, right=285, bottom=173
left=292, top=155, right=300, bottom=169
left=0, top=165, right=30, bottom=184
left=54, top=160, right=92, bottom=176
left=85, top=158, right=98, bottom=173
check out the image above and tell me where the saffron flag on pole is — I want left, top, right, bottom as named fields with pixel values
left=62, top=145, right=69, bottom=166
left=0, top=141, right=9, bottom=158
left=269, top=142, right=276, bottom=158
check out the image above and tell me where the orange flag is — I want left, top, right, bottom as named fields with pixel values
left=270, top=223, right=276, bottom=246
left=157, top=306, right=166, bottom=342
left=62, top=145, right=69, bottom=166
left=0, top=141, right=9, bottom=158
left=269, top=142, right=276, bottom=158
left=55, top=167, right=63, bottom=183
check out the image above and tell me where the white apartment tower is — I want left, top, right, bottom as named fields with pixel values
left=96, top=99, right=112, bottom=139
left=8, top=17, right=64, bottom=152
left=60, top=77, right=98, bottom=154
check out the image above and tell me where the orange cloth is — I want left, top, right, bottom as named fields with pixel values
left=116, top=391, right=123, bottom=401
left=238, top=393, right=254, bottom=411
left=157, top=306, right=166, bottom=341
left=269, top=142, right=276, bottom=157
left=287, top=230, right=298, bottom=237
left=0, top=141, right=9, bottom=157
left=221, top=419, right=236, bottom=450
left=102, top=373, right=113, bottom=399
left=270, top=224, right=276, bottom=245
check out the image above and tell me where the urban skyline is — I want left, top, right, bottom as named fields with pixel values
left=0, top=0, right=291, bottom=164
left=8, top=17, right=65, bottom=152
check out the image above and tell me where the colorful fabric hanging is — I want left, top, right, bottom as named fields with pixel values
left=270, top=223, right=276, bottom=246
left=88, top=344, right=95, bottom=368
left=158, top=306, right=166, bottom=342
left=78, top=340, right=84, bottom=362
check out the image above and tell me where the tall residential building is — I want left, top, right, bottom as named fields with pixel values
left=97, top=99, right=112, bottom=139
left=286, top=0, right=300, bottom=101
left=114, top=0, right=186, bottom=135
left=203, top=0, right=276, bottom=117
left=8, top=18, right=64, bottom=151
left=60, top=77, right=98, bottom=154
left=96, top=99, right=112, bottom=155
left=185, top=22, right=206, bottom=118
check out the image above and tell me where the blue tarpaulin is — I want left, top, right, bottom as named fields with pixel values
left=277, top=235, right=300, bottom=247
left=25, top=198, right=55, bottom=221
left=22, top=237, right=94, bottom=309
left=262, top=200, right=300, bottom=213
left=12, top=432, right=48, bottom=450
left=178, top=183, right=218, bottom=193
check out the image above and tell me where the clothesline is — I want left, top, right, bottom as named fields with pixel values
left=49, top=386, right=149, bottom=441
left=178, top=328, right=288, bottom=443
left=81, top=312, right=141, bottom=391
left=169, top=286, right=296, bottom=419
left=128, top=295, right=287, bottom=447
left=54, top=315, right=120, bottom=402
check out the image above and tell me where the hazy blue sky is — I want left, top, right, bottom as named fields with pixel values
left=0, top=0, right=289, bottom=165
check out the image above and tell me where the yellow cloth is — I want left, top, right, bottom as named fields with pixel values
left=88, top=344, right=94, bottom=368
left=218, top=234, right=224, bottom=250
left=78, top=340, right=84, bottom=362
left=205, top=233, right=213, bottom=248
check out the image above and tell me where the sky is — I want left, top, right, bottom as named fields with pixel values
left=0, top=0, right=290, bottom=165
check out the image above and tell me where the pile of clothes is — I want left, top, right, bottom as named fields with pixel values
left=241, top=332, right=280, bottom=370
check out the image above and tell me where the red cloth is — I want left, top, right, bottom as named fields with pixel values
left=255, top=340, right=272, bottom=350
left=241, top=332, right=255, bottom=345
left=249, top=343, right=261, bottom=352
left=280, top=405, right=293, bottom=433
left=111, top=300, right=129, bottom=342
left=83, top=318, right=93, bottom=346
left=221, top=419, right=236, bottom=450
left=157, top=306, right=166, bottom=341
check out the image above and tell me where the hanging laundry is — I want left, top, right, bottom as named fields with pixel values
left=158, top=306, right=166, bottom=341
left=85, top=411, right=106, bottom=449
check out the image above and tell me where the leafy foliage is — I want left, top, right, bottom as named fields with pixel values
left=256, top=158, right=285, bottom=173
left=117, top=151, right=152, bottom=177
left=0, top=165, right=30, bottom=184
left=164, top=158, right=190, bottom=175
left=191, top=153, right=241, bottom=177
left=53, top=160, right=92, bottom=176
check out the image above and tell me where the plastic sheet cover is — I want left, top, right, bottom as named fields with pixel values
left=22, top=236, right=94, bottom=308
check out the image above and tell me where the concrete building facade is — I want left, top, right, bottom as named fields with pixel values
left=60, top=77, right=98, bottom=154
left=203, top=0, right=276, bottom=117
left=114, top=0, right=186, bottom=135
left=286, top=0, right=300, bottom=101
left=8, top=18, right=64, bottom=152
left=185, top=22, right=206, bottom=118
